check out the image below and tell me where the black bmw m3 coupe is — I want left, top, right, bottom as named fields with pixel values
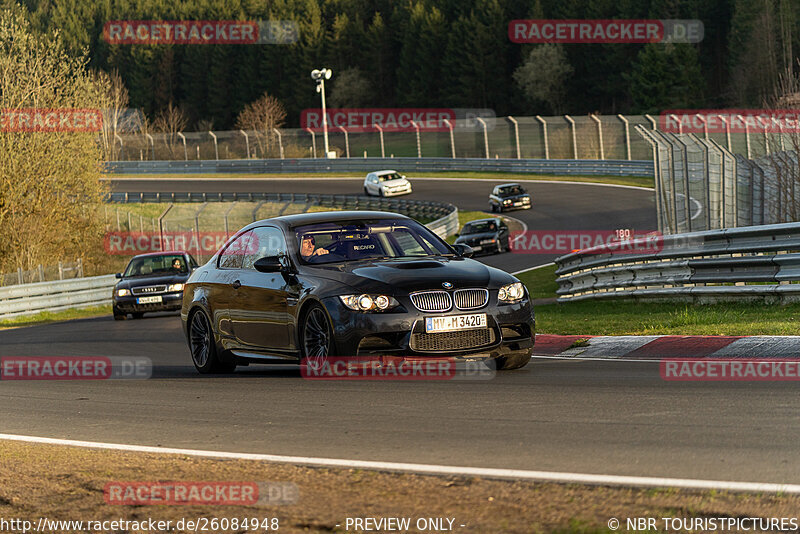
left=181, top=211, right=535, bottom=374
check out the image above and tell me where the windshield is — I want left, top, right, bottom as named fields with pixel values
left=499, top=185, right=525, bottom=196
left=463, top=221, right=498, bottom=234
left=123, top=254, right=187, bottom=277
left=377, top=172, right=403, bottom=182
left=294, top=218, right=452, bottom=264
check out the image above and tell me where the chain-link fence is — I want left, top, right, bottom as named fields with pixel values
left=0, top=260, right=84, bottom=287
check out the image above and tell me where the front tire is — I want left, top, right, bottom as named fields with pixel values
left=189, top=309, right=235, bottom=374
left=300, top=304, right=334, bottom=369
left=112, top=306, right=126, bottom=321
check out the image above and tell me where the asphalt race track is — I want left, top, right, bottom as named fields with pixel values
left=108, top=177, right=658, bottom=273
left=7, top=177, right=792, bottom=486
left=1, top=315, right=799, bottom=484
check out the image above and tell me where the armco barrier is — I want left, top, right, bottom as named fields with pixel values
left=105, top=157, right=654, bottom=177
left=2, top=194, right=459, bottom=319
left=554, top=222, right=800, bottom=303
left=0, top=275, right=117, bottom=320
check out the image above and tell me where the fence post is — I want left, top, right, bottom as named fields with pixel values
left=77, top=258, right=83, bottom=278
left=564, top=115, right=578, bottom=159
left=375, top=124, right=386, bottom=158
left=177, top=132, right=188, bottom=160
left=58, top=262, right=63, bottom=280
left=239, top=130, right=250, bottom=159
left=144, top=133, right=155, bottom=160
left=38, top=264, right=44, bottom=282
left=116, top=208, right=120, bottom=231
left=590, top=114, right=604, bottom=160
left=410, top=120, right=422, bottom=158
left=718, top=115, right=732, bottom=151
left=694, top=114, right=709, bottom=140
left=17, top=267, right=23, bottom=285
left=476, top=117, right=489, bottom=159
left=158, top=204, right=174, bottom=252
left=273, top=128, right=284, bottom=159
left=305, top=128, right=317, bottom=158
left=617, top=115, right=631, bottom=160
left=644, top=114, right=657, bottom=130
left=507, top=116, right=521, bottom=159
left=737, top=115, right=752, bottom=159
left=535, top=115, right=549, bottom=159
left=443, top=119, right=455, bottom=158
left=114, top=133, right=124, bottom=160
left=223, top=202, right=237, bottom=237
left=339, top=126, right=350, bottom=158
left=209, top=131, right=219, bottom=160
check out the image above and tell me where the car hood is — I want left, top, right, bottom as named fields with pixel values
left=380, top=178, right=409, bottom=187
left=305, top=257, right=514, bottom=295
left=455, top=232, right=498, bottom=244
left=115, top=272, right=191, bottom=289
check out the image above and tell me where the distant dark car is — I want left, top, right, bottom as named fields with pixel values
left=489, top=183, right=532, bottom=212
left=180, top=211, right=534, bottom=374
left=454, top=218, right=510, bottom=255
left=113, top=251, right=198, bottom=320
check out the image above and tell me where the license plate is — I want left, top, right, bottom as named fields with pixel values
left=514, top=202, right=523, bottom=206
left=137, top=296, right=162, bottom=304
left=425, top=313, right=487, bottom=333
left=471, top=245, right=482, bottom=251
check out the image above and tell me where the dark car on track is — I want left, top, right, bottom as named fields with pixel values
left=489, top=183, right=532, bottom=212
left=454, top=218, right=510, bottom=255
left=113, top=251, right=198, bottom=320
left=180, top=211, right=534, bottom=374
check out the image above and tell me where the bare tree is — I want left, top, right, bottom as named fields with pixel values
left=235, top=93, right=287, bottom=157
left=153, top=102, right=189, bottom=159
left=94, top=69, right=131, bottom=160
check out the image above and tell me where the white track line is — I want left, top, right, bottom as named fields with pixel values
left=0, top=433, right=795, bottom=493
left=512, top=262, right=554, bottom=276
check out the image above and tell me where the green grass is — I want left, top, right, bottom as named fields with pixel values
left=516, top=263, right=800, bottom=336
left=0, top=305, right=110, bottom=329
left=109, top=171, right=654, bottom=189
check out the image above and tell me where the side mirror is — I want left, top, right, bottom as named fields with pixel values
left=115, top=273, right=122, bottom=279
left=254, top=256, right=284, bottom=273
left=454, top=232, right=460, bottom=237
left=452, top=244, right=474, bottom=258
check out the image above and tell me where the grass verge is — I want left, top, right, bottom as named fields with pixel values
left=517, top=264, right=800, bottom=336
left=109, top=171, right=654, bottom=189
left=0, top=440, right=796, bottom=534
left=0, top=305, right=110, bottom=330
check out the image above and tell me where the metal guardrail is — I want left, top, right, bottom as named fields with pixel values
left=105, top=157, right=654, bottom=177
left=1, top=194, right=459, bottom=319
left=0, top=275, right=117, bottom=320
left=554, top=222, right=800, bottom=303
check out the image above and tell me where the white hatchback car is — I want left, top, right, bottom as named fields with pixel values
left=363, top=170, right=413, bottom=197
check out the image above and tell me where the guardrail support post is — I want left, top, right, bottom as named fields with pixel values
left=177, top=132, right=188, bottom=161
left=145, top=133, right=155, bottom=160
left=564, top=115, right=578, bottom=159
left=273, top=128, right=284, bottom=159
left=535, top=115, right=549, bottom=159
left=476, top=117, right=490, bottom=159
left=443, top=119, right=455, bottom=158
left=305, top=128, right=317, bottom=158
left=375, top=124, right=386, bottom=158
left=208, top=131, right=219, bottom=160
left=508, top=116, right=521, bottom=159
left=618, top=115, right=631, bottom=160
left=339, top=126, right=350, bottom=158
left=410, top=120, right=422, bottom=158
left=591, top=114, right=604, bottom=160
left=239, top=130, right=250, bottom=159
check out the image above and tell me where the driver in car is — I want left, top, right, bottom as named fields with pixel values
left=300, top=235, right=330, bottom=259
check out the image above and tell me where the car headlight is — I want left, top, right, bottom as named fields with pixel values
left=339, top=294, right=399, bottom=312
left=498, top=282, right=525, bottom=303
left=503, top=199, right=512, bottom=204
left=167, top=283, right=184, bottom=292
left=117, top=288, right=130, bottom=297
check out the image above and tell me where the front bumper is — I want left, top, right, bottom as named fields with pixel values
left=322, top=295, right=534, bottom=360
left=382, top=185, right=412, bottom=197
left=113, top=292, right=183, bottom=313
